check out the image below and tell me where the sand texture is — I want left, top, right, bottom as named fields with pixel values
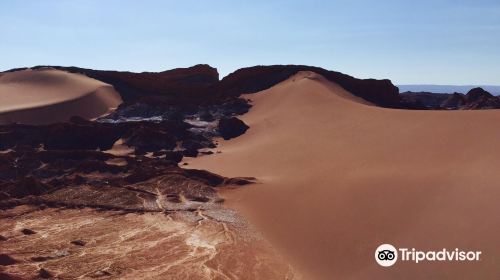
left=0, top=68, right=122, bottom=124
left=186, top=71, right=500, bottom=279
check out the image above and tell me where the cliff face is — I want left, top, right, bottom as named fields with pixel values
left=217, top=65, right=401, bottom=108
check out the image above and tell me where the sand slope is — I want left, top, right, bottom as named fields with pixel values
left=186, top=71, right=500, bottom=279
left=0, top=68, right=122, bottom=124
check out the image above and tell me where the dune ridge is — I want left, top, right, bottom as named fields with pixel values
left=0, top=68, right=122, bottom=124
left=186, top=71, right=500, bottom=279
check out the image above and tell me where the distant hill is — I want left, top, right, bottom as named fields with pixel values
left=400, top=87, right=500, bottom=110
left=397, top=85, right=500, bottom=95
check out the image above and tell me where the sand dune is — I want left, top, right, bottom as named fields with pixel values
left=186, top=71, right=500, bottom=279
left=0, top=68, right=122, bottom=124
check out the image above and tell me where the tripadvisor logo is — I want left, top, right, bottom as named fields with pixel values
left=375, top=244, right=398, bottom=267
left=375, top=244, right=481, bottom=267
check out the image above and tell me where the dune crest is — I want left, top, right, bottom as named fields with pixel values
left=0, top=68, right=122, bottom=124
left=186, top=71, right=500, bottom=279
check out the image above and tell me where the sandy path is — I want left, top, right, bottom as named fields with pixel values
left=186, top=71, right=500, bottom=279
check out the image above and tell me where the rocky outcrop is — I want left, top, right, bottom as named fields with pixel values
left=441, top=93, right=465, bottom=109
left=0, top=145, right=250, bottom=212
left=0, top=119, right=211, bottom=156
left=465, top=87, right=493, bottom=103
left=400, top=88, right=500, bottom=110
left=218, top=117, right=249, bottom=140
left=463, top=87, right=500, bottom=109
left=400, top=92, right=451, bottom=109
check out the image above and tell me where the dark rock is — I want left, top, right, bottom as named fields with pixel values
left=0, top=254, right=17, bottom=266
left=218, top=117, right=249, bottom=140
left=164, top=151, right=184, bottom=163
left=182, top=169, right=226, bottom=186
left=0, top=192, right=10, bottom=200
left=399, top=89, right=500, bottom=110
left=38, top=268, right=52, bottom=279
left=92, top=270, right=112, bottom=277
left=200, top=111, right=215, bottom=122
left=2, top=177, right=50, bottom=198
left=38, top=150, right=111, bottom=162
left=44, top=123, right=121, bottom=151
left=399, top=92, right=450, bottom=109
left=182, top=149, right=199, bottom=158
left=224, top=177, right=256, bottom=186
left=463, top=87, right=500, bottom=109
left=162, top=109, right=185, bottom=121
left=70, top=240, right=86, bottom=246
left=125, top=126, right=175, bottom=150
left=440, top=93, right=465, bottom=109
left=465, top=87, right=493, bottom=102
left=152, top=151, right=183, bottom=163
left=182, top=139, right=205, bottom=151
left=217, top=98, right=252, bottom=116
left=166, top=194, right=182, bottom=203
left=123, top=121, right=189, bottom=152
left=0, top=235, right=7, bottom=241
left=31, top=256, right=54, bottom=262
left=185, top=195, right=210, bottom=203
left=21, top=228, right=36, bottom=235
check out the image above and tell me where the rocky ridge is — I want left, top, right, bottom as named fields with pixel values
left=400, top=87, right=500, bottom=110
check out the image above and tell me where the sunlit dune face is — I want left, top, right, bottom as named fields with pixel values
left=0, top=68, right=122, bottom=124
left=187, top=71, right=500, bottom=279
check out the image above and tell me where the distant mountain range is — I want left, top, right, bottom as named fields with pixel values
left=397, top=85, right=500, bottom=95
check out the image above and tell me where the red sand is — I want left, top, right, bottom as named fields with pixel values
left=186, top=71, right=500, bottom=279
left=0, top=68, right=122, bottom=124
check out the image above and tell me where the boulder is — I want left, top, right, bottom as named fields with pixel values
left=21, top=228, right=36, bottom=235
left=218, top=117, right=249, bottom=140
left=0, top=254, right=17, bottom=266
left=38, top=268, right=52, bottom=279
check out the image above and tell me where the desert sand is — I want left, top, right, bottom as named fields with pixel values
left=0, top=68, right=122, bottom=124
left=186, top=71, right=500, bottom=279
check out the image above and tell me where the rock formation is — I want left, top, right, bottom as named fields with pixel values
left=401, top=87, right=500, bottom=110
left=218, top=117, right=249, bottom=140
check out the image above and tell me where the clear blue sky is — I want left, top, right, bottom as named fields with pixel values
left=1, top=0, right=499, bottom=84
